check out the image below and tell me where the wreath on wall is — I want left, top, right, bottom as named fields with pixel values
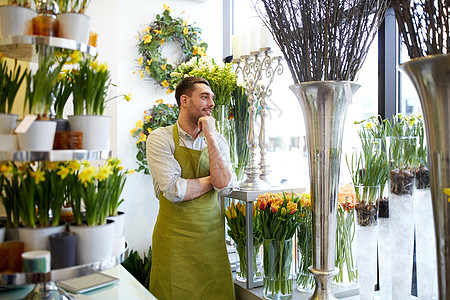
left=136, top=4, right=208, bottom=93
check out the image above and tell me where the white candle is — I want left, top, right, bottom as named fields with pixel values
left=232, top=35, right=241, bottom=59
left=240, top=31, right=250, bottom=56
left=260, top=24, right=274, bottom=49
left=250, top=23, right=260, bottom=52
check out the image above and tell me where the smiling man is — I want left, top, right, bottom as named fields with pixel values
left=146, top=76, right=237, bottom=300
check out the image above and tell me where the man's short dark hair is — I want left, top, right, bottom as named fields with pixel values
left=175, top=76, right=210, bottom=107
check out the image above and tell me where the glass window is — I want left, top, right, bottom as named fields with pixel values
left=232, top=0, right=379, bottom=187
left=399, top=43, right=422, bottom=117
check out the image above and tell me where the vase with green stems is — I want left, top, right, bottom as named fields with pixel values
left=334, top=184, right=357, bottom=286
left=231, top=86, right=250, bottom=181
left=346, top=134, right=388, bottom=299
left=256, top=191, right=299, bottom=299
left=296, top=193, right=314, bottom=292
left=224, top=201, right=263, bottom=282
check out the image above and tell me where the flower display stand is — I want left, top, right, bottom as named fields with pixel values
left=220, top=186, right=305, bottom=290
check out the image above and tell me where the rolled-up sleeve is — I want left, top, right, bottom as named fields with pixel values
left=146, top=127, right=187, bottom=203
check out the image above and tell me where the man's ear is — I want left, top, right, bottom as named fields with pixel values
left=180, top=95, right=189, bottom=107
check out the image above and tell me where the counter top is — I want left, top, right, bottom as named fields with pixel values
left=0, top=265, right=157, bottom=300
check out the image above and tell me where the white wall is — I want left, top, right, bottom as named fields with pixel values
left=87, top=0, right=224, bottom=254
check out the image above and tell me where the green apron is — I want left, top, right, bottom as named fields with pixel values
left=149, top=125, right=235, bottom=300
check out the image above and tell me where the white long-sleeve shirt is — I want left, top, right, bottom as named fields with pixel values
left=146, top=122, right=238, bottom=203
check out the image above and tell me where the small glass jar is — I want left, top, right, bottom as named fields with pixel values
left=33, top=0, right=59, bottom=37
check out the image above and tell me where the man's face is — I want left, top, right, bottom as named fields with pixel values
left=185, top=83, right=215, bottom=124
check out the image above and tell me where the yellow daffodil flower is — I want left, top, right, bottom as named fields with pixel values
left=136, top=120, right=144, bottom=128
left=161, top=80, right=169, bottom=87
left=124, top=93, right=132, bottom=102
left=138, top=132, right=147, bottom=143
left=130, top=128, right=137, bottom=135
left=144, top=115, right=151, bottom=122
left=57, top=166, right=70, bottom=180
left=96, top=164, right=113, bottom=181
left=166, top=89, right=173, bottom=94
left=183, top=19, right=188, bottom=26
left=146, top=66, right=150, bottom=74
left=67, top=161, right=81, bottom=174
left=147, top=59, right=153, bottom=65
left=183, top=27, right=188, bottom=35
left=147, top=128, right=153, bottom=134
left=45, top=162, right=58, bottom=171
left=138, top=56, right=144, bottom=65
left=160, top=39, right=165, bottom=45
left=156, top=99, right=164, bottom=104
left=79, top=166, right=96, bottom=186
left=128, top=169, right=135, bottom=175
left=161, top=64, right=167, bottom=71
left=138, top=70, right=144, bottom=79
left=30, top=169, right=46, bottom=184
left=163, top=4, right=171, bottom=12
left=0, top=163, right=12, bottom=175
left=153, top=29, right=162, bottom=35
left=142, top=27, right=151, bottom=34
left=69, top=51, right=82, bottom=63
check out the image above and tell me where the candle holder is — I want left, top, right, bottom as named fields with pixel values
left=233, top=48, right=283, bottom=190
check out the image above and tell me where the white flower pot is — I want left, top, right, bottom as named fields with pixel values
left=17, top=120, right=57, bottom=151
left=0, top=5, right=36, bottom=37
left=0, top=134, right=19, bottom=151
left=68, top=115, right=111, bottom=150
left=69, top=220, right=115, bottom=265
left=0, top=113, right=18, bottom=134
left=107, top=211, right=125, bottom=237
left=56, top=12, right=92, bottom=44
left=19, top=223, right=66, bottom=251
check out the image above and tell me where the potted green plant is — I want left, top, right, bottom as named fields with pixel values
left=0, top=1, right=36, bottom=37
left=56, top=0, right=92, bottom=44
left=0, top=59, right=26, bottom=134
left=67, top=56, right=112, bottom=150
left=18, top=55, right=67, bottom=151
left=69, top=160, right=116, bottom=264
left=106, top=158, right=132, bottom=232
left=17, top=162, right=67, bottom=251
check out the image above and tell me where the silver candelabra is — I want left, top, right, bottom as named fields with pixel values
left=233, top=47, right=283, bottom=190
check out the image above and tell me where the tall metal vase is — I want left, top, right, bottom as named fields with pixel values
left=399, top=54, right=450, bottom=300
left=290, top=81, right=360, bottom=300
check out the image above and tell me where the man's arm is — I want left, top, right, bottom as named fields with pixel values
left=146, top=126, right=213, bottom=203
left=199, top=116, right=233, bottom=189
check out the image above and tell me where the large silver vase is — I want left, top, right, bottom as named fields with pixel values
left=290, top=81, right=360, bottom=300
left=399, top=54, right=450, bottom=300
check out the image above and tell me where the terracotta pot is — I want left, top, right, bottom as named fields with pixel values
left=53, top=131, right=83, bottom=150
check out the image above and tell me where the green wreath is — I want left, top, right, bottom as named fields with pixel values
left=136, top=5, right=208, bottom=92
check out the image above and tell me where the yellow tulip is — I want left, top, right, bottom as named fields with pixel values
left=444, top=188, right=450, bottom=202
left=231, top=209, right=237, bottom=219
left=240, top=204, right=246, bottom=217
left=225, top=209, right=231, bottom=220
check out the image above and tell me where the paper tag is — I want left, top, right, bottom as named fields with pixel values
left=14, top=115, right=37, bottom=134
left=344, top=83, right=352, bottom=104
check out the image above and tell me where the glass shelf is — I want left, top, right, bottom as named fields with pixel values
left=0, top=35, right=97, bottom=62
left=0, top=150, right=111, bottom=162
left=0, top=243, right=128, bottom=287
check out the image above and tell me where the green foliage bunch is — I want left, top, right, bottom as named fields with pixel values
left=122, top=246, right=152, bottom=289
left=71, top=56, right=111, bottom=115
left=0, top=59, right=26, bottom=114
left=136, top=4, right=208, bottom=89
left=57, top=0, right=91, bottom=13
left=131, top=101, right=179, bottom=175
left=25, top=55, right=67, bottom=119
